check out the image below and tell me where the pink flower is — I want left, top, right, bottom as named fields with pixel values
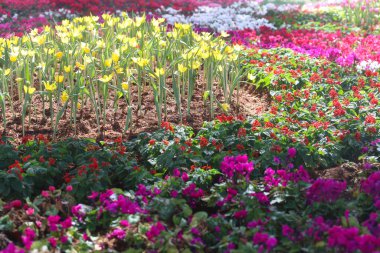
left=61, top=217, right=72, bottom=229
left=181, top=172, right=189, bottom=182
left=120, top=220, right=129, bottom=227
left=41, top=190, right=49, bottom=198
left=233, top=209, right=248, bottom=219
left=48, top=237, right=57, bottom=248
left=287, top=147, right=297, bottom=158
left=26, top=208, right=34, bottom=215
left=146, top=222, right=165, bottom=241
left=66, top=185, right=73, bottom=192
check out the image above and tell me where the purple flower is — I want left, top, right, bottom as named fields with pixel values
left=191, top=227, right=201, bottom=236
left=252, top=192, right=269, bottom=205
left=47, top=215, right=61, bottom=231
left=282, top=225, right=294, bottom=239
left=307, top=179, right=346, bottom=203
left=61, top=236, right=68, bottom=244
left=120, top=220, right=129, bottom=227
left=361, top=171, right=380, bottom=199
left=287, top=147, right=297, bottom=158
left=108, top=228, right=126, bottom=240
left=253, top=232, right=277, bottom=251
left=173, top=168, right=181, bottom=177
left=183, top=183, right=204, bottom=198
left=220, top=155, right=254, bottom=180
left=146, top=222, right=165, bottom=241
left=233, top=209, right=248, bottom=219
left=327, top=226, right=359, bottom=252
left=61, top=217, right=72, bottom=229
left=21, top=228, right=35, bottom=250
left=181, top=172, right=189, bottom=182
left=2, top=243, right=25, bottom=253
left=171, top=190, right=178, bottom=198
left=71, top=204, right=85, bottom=221
left=48, top=237, right=57, bottom=248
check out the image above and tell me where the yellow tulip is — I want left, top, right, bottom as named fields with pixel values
left=112, top=52, right=120, bottom=63
left=4, top=69, right=11, bottom=76
left=64, top=66, right=72, bottom=73
left=82, top=46, right=90, bottom=54
left=132, top=57, right=149, bottom=67
left=55, top=75, right=64, bottom=83
left=75, top=62, right=86, bottom=71
left=104, top=58, right=112, bottom=67
left=135, top=16, right=146, bottom=27
left=178, top=64, right=187, bottom=73
left=56, top=51, right=63, bottom=59
left=191, top=61, right=201, bottom=70
left=61, top=90, right=69, bottom=103
left=10, top=55, right=17, bottom=62
left=221, top=103, right=230, bottom=112
left=23, top=85, right=36, bottom=95
left=121, top=82, right=129, bottom=91
left=99, top=74, right=113, bottom=83
left=155, top=68, right=165, bottom=77
left=44, top=82, right=57, bottom=92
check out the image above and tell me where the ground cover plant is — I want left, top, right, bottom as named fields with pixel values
left=0, top=0, right=380, bottom=252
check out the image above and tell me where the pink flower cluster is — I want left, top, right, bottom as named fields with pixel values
left=231, top=28, right=380, bottom=67
left=220, top=154, right=254, bottom=180
left=306, top=179, right=347, bottom=203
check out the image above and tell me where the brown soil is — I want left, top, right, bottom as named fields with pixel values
left=0, top=77, right=270, bottom=142
left=317, top=162, right=380, bottom=186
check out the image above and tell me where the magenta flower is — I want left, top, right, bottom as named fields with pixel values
left=120, top=220, right=129, bottom=227
left=61, top=217, right=72, bottom=229
left=361, top=171, right=380, bottom=199
left=233, top=209, right=248, bottom=219
left=253, top=232, right=277, bottom=251
left=48, top=237, right=57, bottom=248
left=21, top=228, right=35, bottom=250
left=146, top=222, right=165, bottom=241
left=47, top=215, right=61, bottom=231
left=287, top=147, right=297, bottom=158
left=108, top=228, right=126, bottom=240
left=183, top=183, right=204, bottom=198
left=306, top=179, right=346, bottom=203
left=220, top=154, right=254, bottom=180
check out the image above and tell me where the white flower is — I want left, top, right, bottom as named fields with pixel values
left=159, top=1, right=292, bottom=32
left=356, top=60, right=380, bottom=73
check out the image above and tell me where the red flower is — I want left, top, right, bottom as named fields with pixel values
left=63, top=173, right=73, bottom=183
left=149, top=139, right=156, bottom=146
left=236, top=144, right=245, bottom=151
left=365, top=115, right=376, bottom=124
left=199, top=137, right=208, bottom=147
left=161, top=121, right=174, bottom=133
left=48, top=158, right=56, bottom=166
left=88, top=158, right=99, bottom=171
left=22, top=155, right=31, bottom=163
left=329, top=88, right=338, bottom=99
left=237, top=128, right=247, bottom=138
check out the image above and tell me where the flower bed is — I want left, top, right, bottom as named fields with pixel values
left=0, top=1, right=380, bottom=252
left=0, top=125, right=379, bottom=252
left=230, top=28, right=380, bottom=67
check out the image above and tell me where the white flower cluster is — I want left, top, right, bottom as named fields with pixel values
left=0, top=14, right=8, bottom=23
left=42, top=8, right=77, bottom=20
left=160, top=1, right=299, bottom=32
left=356, top=60, right=380, bottom=73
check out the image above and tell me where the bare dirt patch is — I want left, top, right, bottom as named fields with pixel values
left=0, top=78, right=270, bottom=141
